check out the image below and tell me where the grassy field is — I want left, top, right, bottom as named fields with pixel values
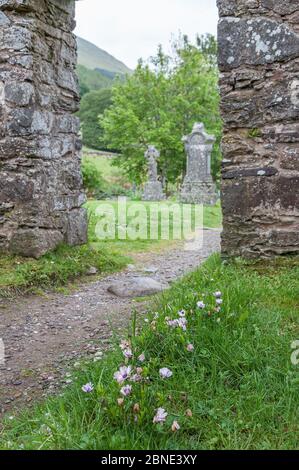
left=1, top=254, right=298, bottom=450
left=87, top=199, right=222, bottom=253
left=0, top=244, right=129, bottom=298
left=0, top=200, right=222, bottom=297
left=82, top=150, right=125, bottom=185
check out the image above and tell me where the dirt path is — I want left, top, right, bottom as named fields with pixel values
left=0, top=230, right=220, bottom=416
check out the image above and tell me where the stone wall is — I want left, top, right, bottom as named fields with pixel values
left=0, top=0, right=87, bottom=258
left=217, top=0, right=299, bottom=258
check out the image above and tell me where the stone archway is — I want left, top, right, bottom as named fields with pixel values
left=0, top=0, right=298, bottom=259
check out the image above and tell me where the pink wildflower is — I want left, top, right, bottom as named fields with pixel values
left=153, top=408, right=168, bottom=424
left=197, top=301, right=206, bottom=309
left=81, top=382, right=93, bottom=393
left=138, top=353, right=145, bottom=363
left=114, top=365, right=132, bottom=384
left=178, top=317, right=188, bottom=331
left=123, top=348, right=133, bottom=359
left=120, top=384, right=132, bottom=397
left=171, top=421, right=180, bottom=432
left=159, top=367, right=173, bottom=379
left=130, top=374, right=142, bottom=383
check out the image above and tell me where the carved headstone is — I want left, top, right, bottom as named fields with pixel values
left=0, top=0, right=87, bottom=258
left=218, top=0, right=299, bottom=258
left=180, top=123, right=218, bottom=205
left=142, top=146, right=165, bottom=201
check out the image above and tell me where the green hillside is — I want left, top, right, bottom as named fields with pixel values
left=77, top=36, right=132, bottom=75
left=77, top=64, right=111, bottom=94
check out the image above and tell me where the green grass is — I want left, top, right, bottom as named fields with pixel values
left=0, top=244, right=128, bottom=298
left=87, top=199, right=222, bottom=253
left=1, top=255, right=298, bottom=450
left=82, top=151, right=125, bottom=185
left=0, top=200, right=222, bottom=297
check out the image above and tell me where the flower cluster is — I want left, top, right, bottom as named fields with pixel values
left=111, top=335, right=180, bottom=429
left=196, top=290, right=224, bottom=320
left=166, top=309, right=188, bottom=331
left=81, top=290, right=225, bottom=433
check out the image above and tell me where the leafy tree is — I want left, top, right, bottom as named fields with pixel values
left=101, top=35, right=222, bottom=185
left=79, top=81, right=90, bottom=98
left=78, top=88, right=112, bottom=150
left=81, top=160, right=105, bottom=194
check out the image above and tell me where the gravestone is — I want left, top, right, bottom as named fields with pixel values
left=218, top=0, right=299, bottom=258
left=0, top=0, right=87, bottom=258
left=142, top=146, right=165, bottom=201
left=180, top=123, right=218, bottom=205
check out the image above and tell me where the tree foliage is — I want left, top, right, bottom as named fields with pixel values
left=101, top=35, right=222, bottom=185
left=78, top=88, right=112, bottom=150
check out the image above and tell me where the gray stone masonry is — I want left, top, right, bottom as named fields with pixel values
left=0, top=0, right=87, bottom=258
left=218, top=0, right=299, bottom=258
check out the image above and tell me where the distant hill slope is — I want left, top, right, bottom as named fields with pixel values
left=77, top=64, right=112, bottom=93
left=77, top=36, right=132, bottom=75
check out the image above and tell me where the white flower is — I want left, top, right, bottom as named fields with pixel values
left=153, top=408, right=168, bottom=424
left=214, top=291, right=222, bottom=298
left=123, top=348, right=133, bottom=359
left=82, top=382, right=94, bottom=393
left=197, top=301, right=206, bottom=309
left=178, top=310, right=186, bottom=317
left=167, top=317, right=187, bottom=331
left=138, top=353, right=145, bottom=362
left=114, top=365, right=132, bottom=384
left=159, top=367, right=173, bottom=379
left=187, top=343, right=194, bottom=352
left=120, top=385, right=132, bottom=397
left=216, top=298, right=223, bottom=305
left=171, top=420, right=180, bottom=432
left=130, top=374, right=142, bottom=383
left=178, top=317, right=188, bottom=331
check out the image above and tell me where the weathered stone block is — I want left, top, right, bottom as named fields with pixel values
left=4, top=81, right=34, bottom=106
left=0, top=0, right=87, bottom=258
left=218, top=0, right=299, bottom=258
left=9, top=228, right=64, bottom=258
left=218, top=17, right=299, bottom=71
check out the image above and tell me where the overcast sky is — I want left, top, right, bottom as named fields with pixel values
left=75, top=0, right=218, bottom=69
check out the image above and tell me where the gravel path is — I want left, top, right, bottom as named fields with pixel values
left=0, top=230, right=220, bottom=416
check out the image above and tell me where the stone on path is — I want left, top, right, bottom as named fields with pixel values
left=107, top=277, right=167, bottom=298
left=86, top=266, right=98, bottom=276
left=143, top=266, right=159, bottom=274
